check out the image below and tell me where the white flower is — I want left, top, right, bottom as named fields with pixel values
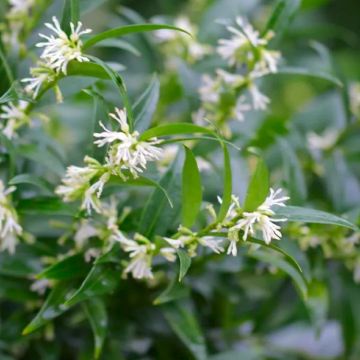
left=199, top=236, right=224, bottom=254
left=227, top=228, right=239, bottom=256
left=217, top=17, right=280, bottom=74
left=249, top=84, right=270, bottom=110
left=232, top=188, right=289, bottom=245
left=0, top=100, right=29, bottom=139
left=160, top=247, right=177, bottom=262
left=84, top=248, right=101, bottom=263
left=22, top=61, right=57, bottom=98
left=119, top=235, right=155, bottom=280
left=36, top=16, right=91, bottom=74
left=94, top=108, right=163, bottom=177
left=0, top=181, right=22, bottom=254
left=81, top=173, right=110, bottom=214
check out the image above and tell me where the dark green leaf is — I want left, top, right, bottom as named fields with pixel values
left=37, top=255, right=90, bottom=281
left=17, top=197, right=77, bottom=216
left=154, top=277, right=190, bottom=305
left=64, top=264, right=119, bottom=307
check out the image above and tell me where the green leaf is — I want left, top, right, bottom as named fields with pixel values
left=0, top=82, right=32, bottom=104
left=247, top=249, right=308, bottom=299
left=17, top=197, right=77, bottom=216
left=275, top=206, right=358, bottom=230
left=61, top=0, right=80, bottom=34
left=83, top=298, right=108, bottom=360
left=244, top=158, right=269, bottom=212
left=0, top=41, right=14, bottom=84
left=154, top=277, right=190, bottom=305
left=9, top=174, right=53, bottom=195
left=87, top=56, right=134, bottom=130
left=182, top=147, right=202, bottom=228
left=134, top=75, right=160, bottom=132
left=278, top=139, right=307, bottom=205
left=67, top=61, right=111, bottom=80
left=178, top=249, right=191, bottom=282
left=108, top=175, right=173, bottom=208
left=275, top=66, right=343, bottom=87
left=83, top=23, right=191, bottom=50
left=64, top=264, right=119, bottom=307
left=162, top=301, right=207, bottom=360
left=139, top=154, right=183, bottom=238
left=92, top=39, right=141, bottom=56
left=37, top=255, right=90, bottom=281
left=263, top=0, right=301, bottom=37
left=16, top=144, right=65, bottom=176
left=217, top=145, right=232, bottom=222
left=140, top=122, right=215, bottom=141
left=23, top=282, right=74, bottom=335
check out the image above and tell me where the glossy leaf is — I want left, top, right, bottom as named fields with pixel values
left=154, top=277, right=190, bottom=305
left=17, top=197, right=77, bottom=216
left=9, top=174, right=53, bottom=195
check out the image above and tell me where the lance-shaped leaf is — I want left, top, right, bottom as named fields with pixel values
left=83, top=23, right=191, bottom=49
left=140, top=122, right=215, bottom=141
left=154, top=277, right=190, bottom=305
left=64, top=264, right=120, bottom=307
left=182, top=146, right=202, bottom=228
left=9, top=174, right=53, bottom=196
left=22, top=282, right=74, bottom=335
left=248, top=249, right=308, bottom=299
left=275, top=205, right=358, bottom=231
left=162, top=301, right=207, bottom=360
left=217, top=144, right=232, bottom=222
left=178, top=249, right=191, bottom=282
left=244, top=158, right=269, bottom=212
left=83, top=298, right=108, bottom=359
left=37, top=255, right=90, bottom=281
left=134, top=75, right=160, bottom=132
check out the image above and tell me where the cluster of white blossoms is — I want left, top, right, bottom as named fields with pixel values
left=0, top=180, right=22, bottom=254
left=56, top=108, right=163, bottom=215
left=195, top=17, right=281, bottom=135
left=154, top=15, right=211, bottom=63
left=94, top=107, right=163, bottom=178
left=0, top=100, right=30, bottom=139
left=22, top=16, right=91, bottom=99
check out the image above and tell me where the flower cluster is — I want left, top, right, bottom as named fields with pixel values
left=154, top=16, right=211, bottom=63
left=67, top=188, right=289, bottom=281
left=0, top=180, right=22, bottom=254
left=56, top=108, right=163, bottom=214
left=22, top=16, right=91, bottom=100
left=94, top=107, right=163, bottom=178
left=0, top=100, right=30, bottom=139
left=195, top=17, right=281, bottom=136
